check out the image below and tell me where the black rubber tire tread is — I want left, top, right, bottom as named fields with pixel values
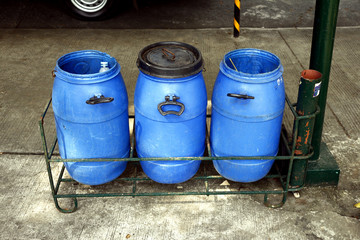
left=62, top=0, right=118, bottom=21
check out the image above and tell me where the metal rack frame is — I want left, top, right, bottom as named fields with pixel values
left=39, top=95, right=319, bottom=213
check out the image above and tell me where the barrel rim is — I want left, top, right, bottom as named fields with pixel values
left=54, top=50, right=121, bottom=84
left=138, top=70, right=203, bottom=83
left=137, top=41, right=204, bottom=79
left=220, top=48, right=284, bottom=83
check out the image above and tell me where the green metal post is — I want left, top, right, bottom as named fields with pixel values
left=290, top=70, right=322, bottom=187
left=309, top=0, right=340, bottom=160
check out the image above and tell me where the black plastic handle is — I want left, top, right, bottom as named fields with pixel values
left=86, top=95, right=114, bottom=105
left=227, top=93, right=255, bottom=99
left=158, top=95, right=185, bottom=116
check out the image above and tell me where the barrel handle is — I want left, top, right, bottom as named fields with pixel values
left=158, top=95, right=185, bottom=116
left=86, top=95, right=114, bottom=105
left=227, top=93, right=255, bottom=100
left=161, top=48, right=176, bottom=61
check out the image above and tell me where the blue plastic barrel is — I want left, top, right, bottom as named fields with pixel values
left=210, top=49, right=285, bottom=182
left=52, top=50, right=130, bottom=185
left=135, top=42, right=207, bottom=184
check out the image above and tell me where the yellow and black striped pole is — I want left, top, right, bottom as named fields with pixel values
left=234, top=0, right=240, bottom=37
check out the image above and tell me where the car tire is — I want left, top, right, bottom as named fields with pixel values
left=63, top=0, right=118, bottom=20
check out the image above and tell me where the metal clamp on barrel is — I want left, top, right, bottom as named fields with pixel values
left=227, top=93, right=255, bottom=99
left=158, top=95, right=185, bottom=116
left=86, top=95, right=114, bottom=105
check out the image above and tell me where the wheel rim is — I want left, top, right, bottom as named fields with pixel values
left=70, top=0, right=108, bottom=13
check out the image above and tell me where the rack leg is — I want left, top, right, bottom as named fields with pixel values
left=263, top=192, right=287, bottom=208
left=54, top=197, right=78, bottom=213
left=203, top=163, right=210, bottom=196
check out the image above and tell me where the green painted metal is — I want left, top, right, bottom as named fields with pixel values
left=290, top=70, right=322, bottom=187
left=39, top=95, right=315, bottom=213
left=309, top=0, right=340, bottom=160
left=306, top=142, right=340, bottom=186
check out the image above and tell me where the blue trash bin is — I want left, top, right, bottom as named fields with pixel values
left=135, top=42, right=207, bottom=184
left=52, top=50, right=130, bottom=185
left=210, top=48, right=285, bottom=182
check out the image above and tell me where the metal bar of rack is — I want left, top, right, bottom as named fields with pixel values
left=39, top=94, right=319, bottom=213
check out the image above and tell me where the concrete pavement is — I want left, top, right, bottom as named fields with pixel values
left=0, top=0, right=359, bottom=29
left=0, top=27, right=359, bottom=239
